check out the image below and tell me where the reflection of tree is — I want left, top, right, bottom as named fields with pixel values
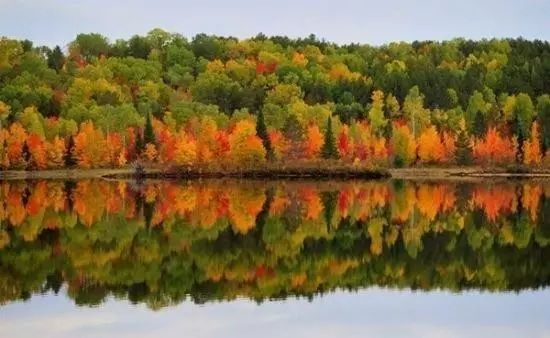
left=0, top=179, right=549, bottom=308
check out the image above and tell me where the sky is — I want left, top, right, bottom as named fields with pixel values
left=1, top=288, right=550, bottom=338
left=0, top=0, right=549, bottom=47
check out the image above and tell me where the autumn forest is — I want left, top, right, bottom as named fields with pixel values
left=0, top=30, right=549, bottom=170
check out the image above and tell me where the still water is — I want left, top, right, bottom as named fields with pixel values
left=0, top=179, right=549, bottom=338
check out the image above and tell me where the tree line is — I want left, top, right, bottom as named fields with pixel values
left=0, top=30, right=549, bottom=169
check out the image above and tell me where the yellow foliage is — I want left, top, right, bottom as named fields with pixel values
left=144, top=143, right=158, bottom=162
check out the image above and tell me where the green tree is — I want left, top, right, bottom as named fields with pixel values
left=403, top=86, right=430, bottom=137
left=455, top=129, right=473, bottom=165
left=47, top=46, right=65, bottom=71
left=536, top=95, right=550, bottom=153
left=73, top=33, right=109, bottom=61
left=512, top=93, right=535, bottom=162
left=321, top=117, right=338, bottom=159
left=143, top=112, right=155, bottom=145
left=256, top=109, right=273, bottom=161
left=473, top=111, right=487, bottom=138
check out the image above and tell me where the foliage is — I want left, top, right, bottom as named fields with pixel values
left=0, top=33, right=548, bottom=169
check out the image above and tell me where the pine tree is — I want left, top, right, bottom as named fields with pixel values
left=456, top=129, right=472, bottom=165
left=256, top=110, right=274, bottom=161
left=47, top=46, right=65, bottom=71
left=321, top=116, right=338, bottom=159
left=64, top=135, right=77, bottom=167
left=473, top=111, right=487, bottom=138
left=143, top=113, right=155, bottom=145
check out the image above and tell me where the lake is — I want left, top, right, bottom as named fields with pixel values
left=0, top=178, right=549, bottom=338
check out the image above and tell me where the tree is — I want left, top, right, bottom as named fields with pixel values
left=47, top=46, right=65, bottom=71
left=190, top=72, right=243, bottom=115
left=229, top=120, right=266, bottom=168
left=536, top=95, right=550, bottom=153
left=303, top=124, right=323, bottom=159
left=143, top=113, right=155, bottom=145
left=255, top=109, right=273, bottom=161
left=391, top=124, right=416, bottom=167
left=403, top=86, right=430, bottom=137
left=64, top=135, right=76, bottom=167
left=282, top=114, right=304, bottom=160
left=455, top=129, right=473, bottom=165
left=73, top=122, right=108, bottom=168
left=73, top=33, right=109, bottom=61
left=473, top=127, right=517, bottom=166
left=321, top=117, right=338, bottom=159
left=417, top=126, right=445, bottom=164
left=523, top=122, right=542, bottom=166
left=473, top=111, right=487, bottom=138
left=512, top=93, right=535, bottom=162
left=368, top=90, right=388, bottom=136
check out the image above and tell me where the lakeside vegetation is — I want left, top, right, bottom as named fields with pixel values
left=0, top=31, right=549, bottom=171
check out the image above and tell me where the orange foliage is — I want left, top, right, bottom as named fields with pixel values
left=337, top=125, right=353, bottom=159
left=45, top=136, right=65, bottom=168
left=473, top=127, right=517, bottom=165
left=268, top=129, right=289, bottom=160
left=523, top=122, right=542, bottom=166
left=303, top=124, right=323, bottom=159
left=417, top=126, right=445, bottom=164
left=472, top=185, right=516, bottom=221
left=6, top=123, right=27, bottom=168
left=74, top=122, right=108, bottom=168
left=26, top=134, right=47, bottom=169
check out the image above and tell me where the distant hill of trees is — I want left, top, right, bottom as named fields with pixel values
left=0, top=30, right=549, bottom=169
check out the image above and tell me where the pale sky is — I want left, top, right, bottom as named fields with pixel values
left=0, top=0, right=549, bottom=47
left=1, top=288, right=550, bottom=338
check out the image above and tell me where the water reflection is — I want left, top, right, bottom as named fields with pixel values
left=0, top=179, right=549, bottom=309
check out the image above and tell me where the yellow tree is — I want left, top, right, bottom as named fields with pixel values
left=229, top=120, right=266, bottom=168
left=417, top=126, right=445, bottom=164
left=73, top=122, right=108, bottom=168
left=391, top=124, right=417, bottom=167
left=523, top=122, right=542, bottom=166
left=173, top=130, right=197, bottom=166
left=45, top=136, right=66, bottom=168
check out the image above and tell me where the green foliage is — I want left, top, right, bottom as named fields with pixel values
left=47, top=46, right=65, bottom=71
left=73, top=33, right=110, bottom=61
left=143, top=112, right=155, bottom=145
left=0, top=33, right=549, bottom=169
left=256, top=109, right=273, bottom=161
left=537, top=95, right=550, bottom=152
left=456, top=129, right=473, bottom=165
left=321, top=117, right=338, bottom=159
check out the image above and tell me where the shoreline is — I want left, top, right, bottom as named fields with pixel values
left=1, top=166, right=549, bottom=181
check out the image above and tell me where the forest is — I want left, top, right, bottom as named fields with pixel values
left=0, top=30, right=549, bottom=169
left=0, top=179, right=549, bottom=307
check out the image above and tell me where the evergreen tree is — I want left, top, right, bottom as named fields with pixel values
left=143, top=113, right=155, bottom=145
left=64, top=135, right=77, bottom=167
left=256, top=110, right=274, bottom=161
left=321, top=116, right=338, bottom=159
left=456, top=129, right=473, bottom=165
left=473, top=111, right=487, bottom=138
left=47, top=46, right=65, bottom=71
